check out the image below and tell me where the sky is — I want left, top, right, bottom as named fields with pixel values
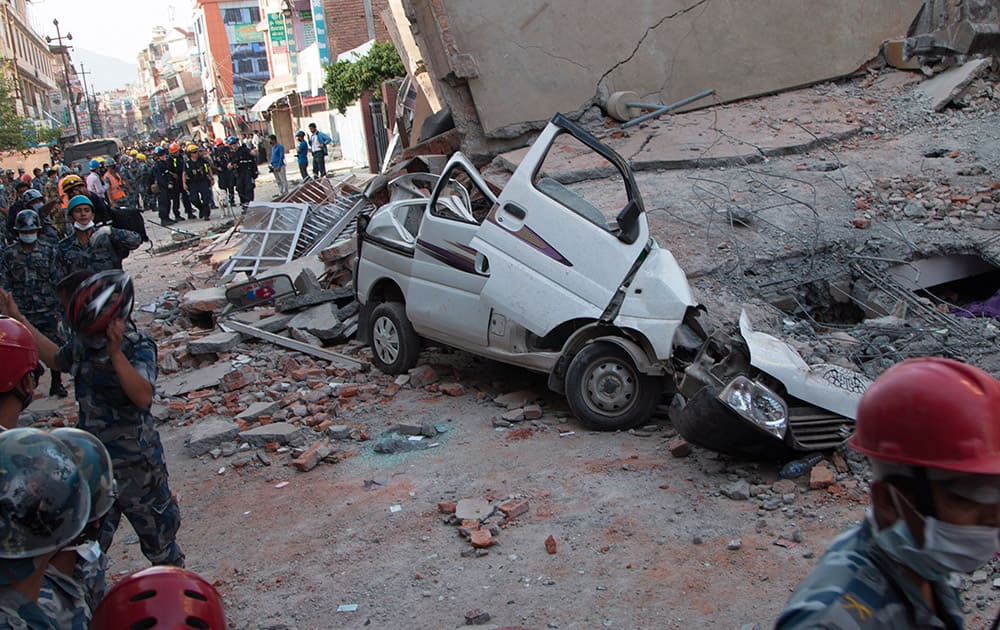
left=28, top=0, right=196, bottom=89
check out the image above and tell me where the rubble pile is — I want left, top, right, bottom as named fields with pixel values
left=438, top=496, right=535, bottom=556
left=851, top=174, right=1000, bottom=229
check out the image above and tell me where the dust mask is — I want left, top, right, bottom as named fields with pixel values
left=73, top=220, right=94, bottom=231
left=18, top=233, right=37, bottom=244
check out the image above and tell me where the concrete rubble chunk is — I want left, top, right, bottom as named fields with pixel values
left=408, top=365, right=439, bottom=388
left=288, top=327, right=325, bottom=347
left=180, top=287, right=228, bottom=314
left=239, top=422, right=309, bottom=447
left=189, top=331, right=242, bottom=355
left=916, top=58, right=992, bottom=112
left=721, top=479, right=751, bottom=501
left=236, top=401, right=281, bottom=421
left=186, top=418, right=241, bottom=457
left=159, top=364, right=234, bottom=396
left=455, top=498, right=492, bottom=521
left=293, top=268, right=324, bottom=295
left=287, top=303, right=345, bottom=343
left=326, top=425, right=351, bottom=440
left=277, top=287, right=355, bottom=313
left=254, top=313, right=295, bottom=333
left=256, top=256, right=325, bottom=283
left=495, top=390, right=539, bottom=409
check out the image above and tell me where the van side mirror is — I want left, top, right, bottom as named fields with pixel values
left=616, top=199, right=640, bottom=244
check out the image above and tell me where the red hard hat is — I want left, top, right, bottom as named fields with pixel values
left=849, top=357, right=1000, bottom=474
left=168, top=142, right=180, bottom=154
left=91, top=566, right=227, bottom=629
left=0, top=317, right=38, bottom=392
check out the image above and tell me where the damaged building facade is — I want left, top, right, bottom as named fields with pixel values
left=388, top=0, right=999, bottom=159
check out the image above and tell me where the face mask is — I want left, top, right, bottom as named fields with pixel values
left=74, top=220, right=94, bottom=232
left=18, top=232, right=37, bottom=244
left=872, top=487, right=1000, bottom=579
left=72, top=539, right=102, bottom=563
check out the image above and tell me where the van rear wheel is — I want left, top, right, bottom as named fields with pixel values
left=369, top=302, right=420, bottom=374
left=565, top=341, right=659, bottom=431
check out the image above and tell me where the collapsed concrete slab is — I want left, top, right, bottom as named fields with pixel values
left=159, top=363, right=235, bottom=397
left=189, top=331, right=242, bottom=355
left=186, top=418, right=241, bottom=457
left=915, top=58, right=993, bottom=111
left=287, top=303, right=346, bottom=343
left=180, top=287, right=228, bottom=314
left=239, top=422, right=310, bottom=447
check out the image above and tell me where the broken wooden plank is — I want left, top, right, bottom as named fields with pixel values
left=222, top=319, right=364, bottom=369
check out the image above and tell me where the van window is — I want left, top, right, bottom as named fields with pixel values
left=532, top=132, right=628, bottom=233
left=431, top=163, right=496, bottom=225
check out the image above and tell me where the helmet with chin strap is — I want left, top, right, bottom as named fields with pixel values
left=66, top=270, right=135, bottom=336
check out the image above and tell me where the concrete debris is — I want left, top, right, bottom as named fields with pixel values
left=180, top=286, right=228, bottom=315
left=239, top=422, right=310, bottom=447
left=159, top=364, right=234, bottom=397
left=185, top=418, right=241, bottom=456
left=721, top=480, right=751, bottom=501
left=915, top=58, right=993, bottom=112
left=463, top=609, right=491, bottom=625
left=291, top=440, right=335, bottom=472
left=235, top=401, right=282, bottom=422
left=494, top=390, right=539, bottom=409
left=408, top=365, right=439, bottom=388
left=455, top=498, right=492, bottom=521
left=188, top=331, right=242, bottom=355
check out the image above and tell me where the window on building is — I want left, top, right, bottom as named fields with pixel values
left=222, top=8, right=244, bottom=24
left=166, top=76, right=179, bottom=91
left=249, top=7, right=260, bottom=22
left=175, top=99, right=188, bottom=113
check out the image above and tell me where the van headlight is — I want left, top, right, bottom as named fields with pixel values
left=717, top=376, right=788, bottom=440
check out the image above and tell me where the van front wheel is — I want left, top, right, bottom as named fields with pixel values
left=369, top=302, right=420, bottom=374
left=565, top=341, right=659, bottom=431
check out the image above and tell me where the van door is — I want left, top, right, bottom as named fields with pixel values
left=470, top=114, right=649, bottom=337
left=407, top=154, right=499, bottom=348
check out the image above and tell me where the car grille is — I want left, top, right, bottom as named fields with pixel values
left=787, top=405, right=854, bottom=450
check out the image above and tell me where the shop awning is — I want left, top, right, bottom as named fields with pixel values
left=250, top=91, right=288, bottom=114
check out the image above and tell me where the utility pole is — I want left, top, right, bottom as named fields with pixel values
left=45, top=19, right=81, bottom=140
left=78, top=63, right=95, bottom=137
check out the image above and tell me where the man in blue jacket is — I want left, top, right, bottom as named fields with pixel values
left=295, top=131, right=309, bottom=181
left=307, top=123, right=331, bottom=178
left=268, top=134, right=288, bottom=196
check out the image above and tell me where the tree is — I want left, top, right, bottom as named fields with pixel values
left=324, top=41, right=406, bottom=115
left=0, top=73, right=29, bottom=151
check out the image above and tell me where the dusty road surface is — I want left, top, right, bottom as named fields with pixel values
left=25, top=67, right=1000, bottom=629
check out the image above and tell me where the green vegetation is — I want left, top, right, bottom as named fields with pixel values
left=0, top=69, right=61, bottom=150
left=324, top=40, right=406, bottom=114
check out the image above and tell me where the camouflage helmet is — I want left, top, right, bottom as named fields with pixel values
left=51, top=428, right=116, bottom=521
left=13, top=209, right=40, bottom=232
left=0, top=428, right=90, bottom=559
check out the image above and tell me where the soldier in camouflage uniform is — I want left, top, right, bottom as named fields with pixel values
left=37, top=428, right=116, bottom=630
left=0, top=210, right=67, bottom=397
left=54, top=195, right=141, bottom=280
left=0, top=272, right=185, bottom=570
left=777, top=358, right=1000, bottom=629
left=0, top=428, right=91, bottom=630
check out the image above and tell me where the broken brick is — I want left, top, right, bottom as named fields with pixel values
left=291, top=440, right=334, bottom=472
left=667, top=437, right=692, bottom=458
left=850, top=217, right=871, bottom=229
left=469, top=529, right=493, bottom=548
left=338, top=384, right=359, bottom=399
left=458, top=519, right=481, bottom=538
left=809, top=463, right=836, bottom=490
left=544, top=534, right=557, bottom=555
left=437, top=502, right=456, bottom=514
left=523, top=404, right=543, bottom=420
left=498, top=498, right=529, bottom=519
left=439, top=382, right=465, bottom=397
left=408, top=365, right=439, bottom=388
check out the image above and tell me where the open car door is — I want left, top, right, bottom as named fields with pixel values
left=470, top=114, right=649, bottom=336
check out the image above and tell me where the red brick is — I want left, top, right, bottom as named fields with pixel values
left=437, top=502, right=456, bottom=514
left=667, top=438, right=692, bottom=458
left=383, top=383, right=400, bottom=398
left=439, top=382, right=465, bottom=397
left=469, top=529, right=493, bottom=549
left=291, top=441, right=333, bottom=472
left=544, top=535, right=557, bottom=555
left=498, top=499, right=529, bottom=519
left=458, top=519, right=480, bottom=538
left=186, top=389, right=215, bottom=400
left=810, top=463, right=836, bottom=490
left=338, top=384, right=359, bottom=399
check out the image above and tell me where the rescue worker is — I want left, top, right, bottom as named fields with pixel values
left=135, top=153, right=154, bottom=213
left=54, top=195, right=141, bottom=279
left=214, top=136, right=237, bottom=207
left=0, top=427, right=90, bottom=630
left=184, top=143, right=213, bottom=220
left=14, top=192, right=59, bottom=244
left=777, top=357, right=1000, bottom=629
left=0, top=271, right=186, bottom=570
left=165, top=143, right=185, bottom=221
left=172, top=144, right=195, bottom=220
left=37, top=428, right=115, bottom=629
left=121, top=157, right=141, bottom=210
left=4, top=181, right=31, bottom=242
left=233, top=137, right=257, bottom=208
left=101, top=161, right=127, bottom=209
left=57, top=174, right=112, bottom=226
left=295, top=130, right=309, bottom=181
left=0, top=317, right=41, bottom=430
left=91, top=566, right=226, bottom=629
left=152, top=147, right=178, bottom=225
left=1, top=209, right=66, bottom=398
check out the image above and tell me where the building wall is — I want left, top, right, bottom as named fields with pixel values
left=404, top=0, right=924, bottom=145
left=323, top=0, right=390, bottom=55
